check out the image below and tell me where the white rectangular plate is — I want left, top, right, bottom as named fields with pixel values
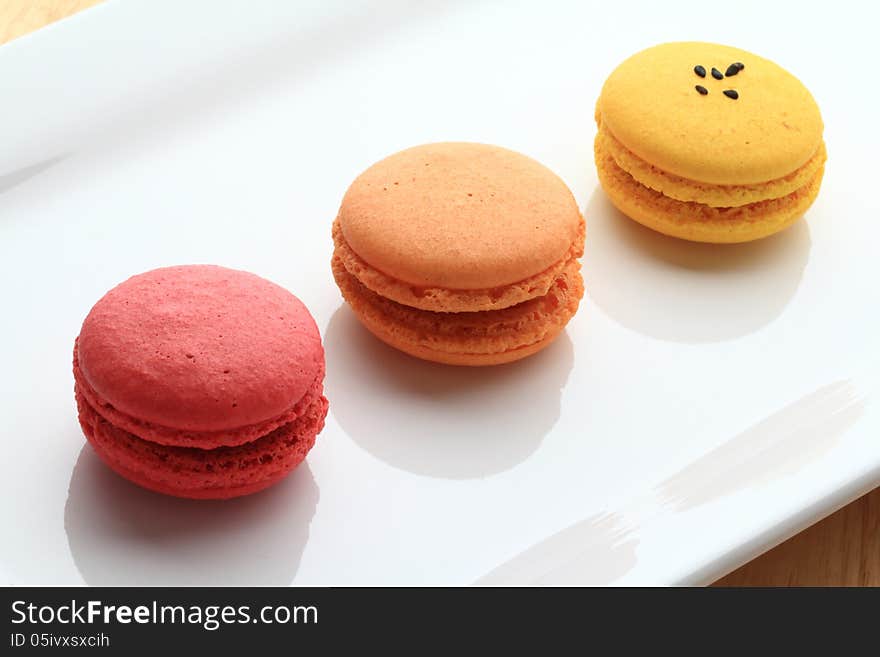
left=1, top=0, right=878, bottom=586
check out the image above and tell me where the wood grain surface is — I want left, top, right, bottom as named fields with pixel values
left=716, top=488, right=879, bottom=586
left=2, top=0, right=877, bottom=587
left=0, top=0, right=101, bottom=45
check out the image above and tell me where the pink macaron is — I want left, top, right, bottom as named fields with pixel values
left=73, top=265, right=328, bottom=499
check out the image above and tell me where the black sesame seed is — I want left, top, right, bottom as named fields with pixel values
left=711, top=67, right=723, bottom=80
left=725, top=63, right=740, bottom=77
left=723, top=89, right=739, bottom=100
left=695, top=85, right=708, bottom=95
left=694, top=65, right=706, bottom=77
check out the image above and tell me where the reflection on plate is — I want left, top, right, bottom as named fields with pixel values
left=65, top=447, right=318, bottom=586
left=324, top=306, right=574, bottom=479
left=583, top=191, right=811, bottom=343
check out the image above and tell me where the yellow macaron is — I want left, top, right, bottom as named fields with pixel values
left=595, top=42, right=826, bottom=243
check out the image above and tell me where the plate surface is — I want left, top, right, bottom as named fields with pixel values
left=1, top=0, right=878, bottom=585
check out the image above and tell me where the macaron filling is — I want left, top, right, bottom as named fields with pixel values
left=332, top=253, right=583, bottom=360
left=596, top=142, right=825, bottom=223
left=596, top=119, right=827, bottom=208
left=332, top=218, right=585, bottom=313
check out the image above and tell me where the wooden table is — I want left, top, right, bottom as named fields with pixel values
left=3, top=0, right=877, bottom=587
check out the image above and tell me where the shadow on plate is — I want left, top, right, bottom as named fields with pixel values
left=476, top=512, right=638, bottom=585
left=64, top=445, right=318, bottom=586
left=99, top=1, right=475, bottom=146
left=323, top=305, right=575, bottom=480
left=657, top=380, right=865, bottom=511
left=0, top=155, right=67, bottom=197
left=582, top=190, right=812, bottom=343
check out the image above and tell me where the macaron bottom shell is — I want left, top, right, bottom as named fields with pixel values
left=332, top=254, right=584, bottom=366
left=354, top=321, right=566, bottom=367
left=76, top=388, right=328, bottom=500
left=595, top=139, right=825, bottom=243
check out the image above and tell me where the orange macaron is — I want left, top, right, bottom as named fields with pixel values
left=332, top=142, right=585, bottom=366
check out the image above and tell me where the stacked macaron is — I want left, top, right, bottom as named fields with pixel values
left=331, top=142, right=585, bottom=366
left=595, top=42, right=825, bottom=243
left=73, top=265, right=328, bottom=499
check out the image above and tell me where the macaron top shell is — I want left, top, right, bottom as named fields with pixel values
left=597, top=42, right=824, bottom=185
left=337, top=142, right=582, bottom=290
left=76, top=265, right=323, bottom=433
